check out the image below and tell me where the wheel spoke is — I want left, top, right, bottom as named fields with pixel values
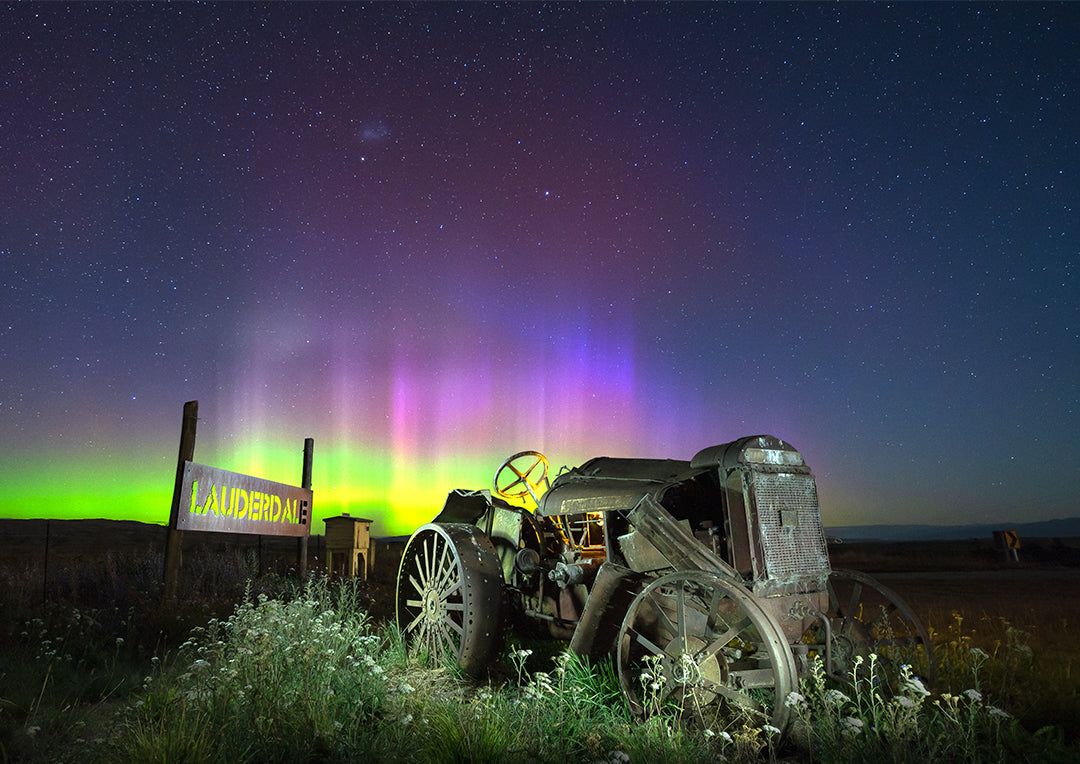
left=413, top=545, right=429, bottom=588
left=845, top=582, right=863, bottom=619
left=438, top=579, right=462, bottom=604
left=444, top=616, right=464, bottom=637
left=697, top=616, right=752, bottom=664
left=403, top=612, right=423, bottom=635
left=419, top=622, right=434, bottom=656
left=434, top=540, right=456, bottom=592
left=434, top=557, right=460, bottom=600
left=676, top=586, right=689, bottom=654
left=425, top=624, right=440, bottom=664
left=698, top=676, right=765, bottom=715
left=422, top=536, right=435, bottom=587
left=438, top=625, right=458, bottom=659
left=836, top=581, right=862, bottom=634
left=633, top=628, right=671, bottom=658
left=866, top=603, right=900, bottom=631
left=644, top=590, right=678, bottom=638
left=705, top=586, right=724, bottom=633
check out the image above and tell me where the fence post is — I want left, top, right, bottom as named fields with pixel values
left=163, top=400, right=198, bottom=599
left=42, top=519, right=51, bottom=605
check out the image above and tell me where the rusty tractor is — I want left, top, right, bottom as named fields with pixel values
left=395, top=435, right=934, bottom=731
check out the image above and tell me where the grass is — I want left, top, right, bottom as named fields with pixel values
left=2, top=549, right=1079, bottom=762
left=928, top=609, right=1080, bottom=738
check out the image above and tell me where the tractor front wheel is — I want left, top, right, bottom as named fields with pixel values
left=617, top=571, right=797, bottom=733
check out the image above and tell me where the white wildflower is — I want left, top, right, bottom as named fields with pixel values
left=763, top=724, right=781, bottom=736
left=825, top=688, right=851, bottom=705
left=901, top=675, right=930, bottom=697
left=963, top=688, right=983, bottom=702
left=841, top=716, right=864, bottom=736
left=785, top=691, right=807, bottom=710
left=987, top=706, right=1012, bottom=718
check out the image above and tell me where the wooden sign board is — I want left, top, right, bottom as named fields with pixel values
left=176, top=461, right=312, bottom=537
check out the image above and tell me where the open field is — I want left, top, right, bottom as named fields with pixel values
left=2, top=519, right=1078, bottom=761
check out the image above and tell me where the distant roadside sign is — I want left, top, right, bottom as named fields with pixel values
left=993, top=529, right=1021, bottom=550
left=176, top=461, right=312, bottom=537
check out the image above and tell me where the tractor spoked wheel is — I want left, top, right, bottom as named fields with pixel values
left=817, top=568, right=935, bottom=689
left=617, top=571, right=797, bottom=733
left=396, top=523, right=504, bottom=675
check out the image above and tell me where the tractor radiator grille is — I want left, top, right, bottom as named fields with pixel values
left=751, top=471, right=830, bottom=581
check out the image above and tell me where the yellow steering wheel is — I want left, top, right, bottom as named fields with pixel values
left=493, top=451, right=550, bottom=509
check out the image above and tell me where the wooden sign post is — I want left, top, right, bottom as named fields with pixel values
left=299, top=438, right=313, bottom=580
left=163, top=400, right=198, bottom=600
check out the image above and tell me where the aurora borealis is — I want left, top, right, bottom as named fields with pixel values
left=2, top=3, right=1077, bottom=536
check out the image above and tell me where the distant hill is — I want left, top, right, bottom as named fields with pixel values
left=826, top=516, right=1080, bottom=542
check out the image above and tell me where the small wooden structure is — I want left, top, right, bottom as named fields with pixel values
left=324, top=515, right=373, bottom=579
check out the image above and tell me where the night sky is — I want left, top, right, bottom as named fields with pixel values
left=2, top=3, right=1077, bottom=536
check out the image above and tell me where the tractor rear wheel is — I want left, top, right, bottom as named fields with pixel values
left=396, top=523, right=504, bottom=675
